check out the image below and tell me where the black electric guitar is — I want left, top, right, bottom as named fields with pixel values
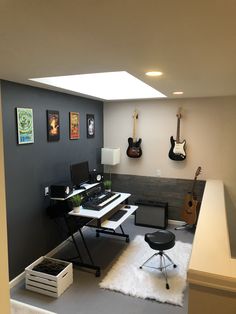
left=181, top=166, right=202, bottom=225
left=168, top=108, right=186, bottom=161
left=126, top=110, right=142, bottom=158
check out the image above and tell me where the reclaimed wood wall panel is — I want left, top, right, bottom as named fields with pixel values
left=107, top=174, right=205, bottom=221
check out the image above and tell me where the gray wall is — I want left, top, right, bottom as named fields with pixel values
left=1, top=80, right=103, bottom=279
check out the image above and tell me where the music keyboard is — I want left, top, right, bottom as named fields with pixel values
left=98, top=193, right=121, bottom=207
left=82, top=192, right=121, bottom=210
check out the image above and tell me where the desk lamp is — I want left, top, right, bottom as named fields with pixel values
left=101, top=148, right=120, bottom=182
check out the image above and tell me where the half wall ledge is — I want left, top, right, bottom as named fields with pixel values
left=187, top=180, right=236, bottom=314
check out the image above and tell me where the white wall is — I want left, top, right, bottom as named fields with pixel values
left=104, top=96, right=236, bottom=206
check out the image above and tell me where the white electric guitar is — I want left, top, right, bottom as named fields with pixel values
left=168, top=109, right=186, bottom=161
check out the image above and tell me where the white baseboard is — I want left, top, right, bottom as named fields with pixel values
left=10, top=272, right=26, bottom=289
left=10, top=233, right=78, bottom=289
left=168, top=219, right=185, bottom=226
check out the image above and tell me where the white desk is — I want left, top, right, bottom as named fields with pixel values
left=68, top=192, right=131, bottom=219
left=99, top=204, right=137, bottom=230
left=50, top=183, right=99, bottom=201
left=68, top=191, right=137, bottom=241
left=50, top=184, right=137, bottom=277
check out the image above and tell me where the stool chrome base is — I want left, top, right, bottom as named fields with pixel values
left=139, top=251, right=177, bottom=289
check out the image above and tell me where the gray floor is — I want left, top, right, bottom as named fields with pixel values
left=11, top=216, right=194, bottom=314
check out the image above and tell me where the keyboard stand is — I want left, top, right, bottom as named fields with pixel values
left=63, top=214, right=101, bottom=277
left=58, top=191, right=137, bottom=277
left=87, top=205, right=137, bottom=243
left=95, top=224, right=130, bottom=243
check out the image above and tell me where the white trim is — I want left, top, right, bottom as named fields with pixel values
left=168, top=219, right=185, bottom=226
left=10, top=232, right=79, bottom=289
left=10, top=272, right=25, bottom=289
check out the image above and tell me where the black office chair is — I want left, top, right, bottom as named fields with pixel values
left=139, top=229, right=177, bottom=289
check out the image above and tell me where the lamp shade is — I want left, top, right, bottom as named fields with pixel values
left=101, top=148, right=120, bottom=165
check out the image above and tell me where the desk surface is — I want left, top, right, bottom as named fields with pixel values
left=68, top=192, right=131, bottom=219
left=50, top=183, right=99, bottom=201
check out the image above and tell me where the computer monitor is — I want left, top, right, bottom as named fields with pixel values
left=70, top=161, right=90, bottom=188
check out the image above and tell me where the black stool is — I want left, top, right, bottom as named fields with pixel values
left=139, top=230, right=177, bottom=289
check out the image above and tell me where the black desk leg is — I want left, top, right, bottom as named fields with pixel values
left=71, top=233, right=83, bottom=262
left=78, top=228, right=94, bottom=265
left=64, top=215, right=101, bottom=277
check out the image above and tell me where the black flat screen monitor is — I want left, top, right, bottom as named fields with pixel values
left=70, top=161, right=90, bottom=188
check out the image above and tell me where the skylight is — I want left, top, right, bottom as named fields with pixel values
left=29, top=71, right=166, bottom=100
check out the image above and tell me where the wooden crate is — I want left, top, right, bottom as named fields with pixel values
left=25, top=256, right=73, bottom=298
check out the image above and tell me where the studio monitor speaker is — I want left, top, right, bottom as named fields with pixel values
left=50, top=183, right=73, bottom=198
left=89, top=171, right=103, bottom=184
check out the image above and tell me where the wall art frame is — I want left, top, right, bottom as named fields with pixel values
left=86, top=114, right=95, bottom=138
left=16, top=107, right=34, bottom=144
left=69, top=112, right=80, bottom=140
left=47, top=110, right=60, bottom=142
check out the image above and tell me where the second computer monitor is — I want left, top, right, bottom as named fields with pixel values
left=70, top=161, right=90, bottom=188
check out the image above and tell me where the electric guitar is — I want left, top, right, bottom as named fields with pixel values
left=126, top=110, right=142, bottom=158
left=181, top=166, right=202, bottom=225
left=168, top=108, right=186, bottom=161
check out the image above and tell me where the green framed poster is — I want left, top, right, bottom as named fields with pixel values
left=16, top=107, right=34, bottom=144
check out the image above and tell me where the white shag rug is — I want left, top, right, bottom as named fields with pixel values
left=99, top=235, right=192, bottom=306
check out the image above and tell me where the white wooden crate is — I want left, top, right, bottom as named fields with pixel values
left=25, top=256, right=73, bottom=298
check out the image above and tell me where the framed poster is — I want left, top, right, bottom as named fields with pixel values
left=16, top=107, right=34, bottom=144
left=86, top=114, right=95, bottom=138
left=47, top=110, right=60, bottom=141
left=69, top=112, right=80, bottom=139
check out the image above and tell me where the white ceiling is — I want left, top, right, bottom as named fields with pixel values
left=0, top=0, right=235, bottom=100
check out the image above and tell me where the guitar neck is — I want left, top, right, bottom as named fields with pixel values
left=176, top=117, right=180, bottom=143
left=190, top=167, right=202, bottom=197
left=132, top=120, right=136, bottom=141
left=132, top=112, right=138, bottom=142
left=190, top=179, right=196, bottom=197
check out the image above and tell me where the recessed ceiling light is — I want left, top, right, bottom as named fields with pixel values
left=145, top=71, right=163, bottom=77
left=29, top=71, right=166, bottom=100
left=173, top=91, right=184, bottom=95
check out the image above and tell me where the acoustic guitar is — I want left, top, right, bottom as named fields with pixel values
left=181, top=166, right=202, bottom=225
left=126, top=110, right=142, bottom=158
left=168, top=108, right=186, bottom=161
